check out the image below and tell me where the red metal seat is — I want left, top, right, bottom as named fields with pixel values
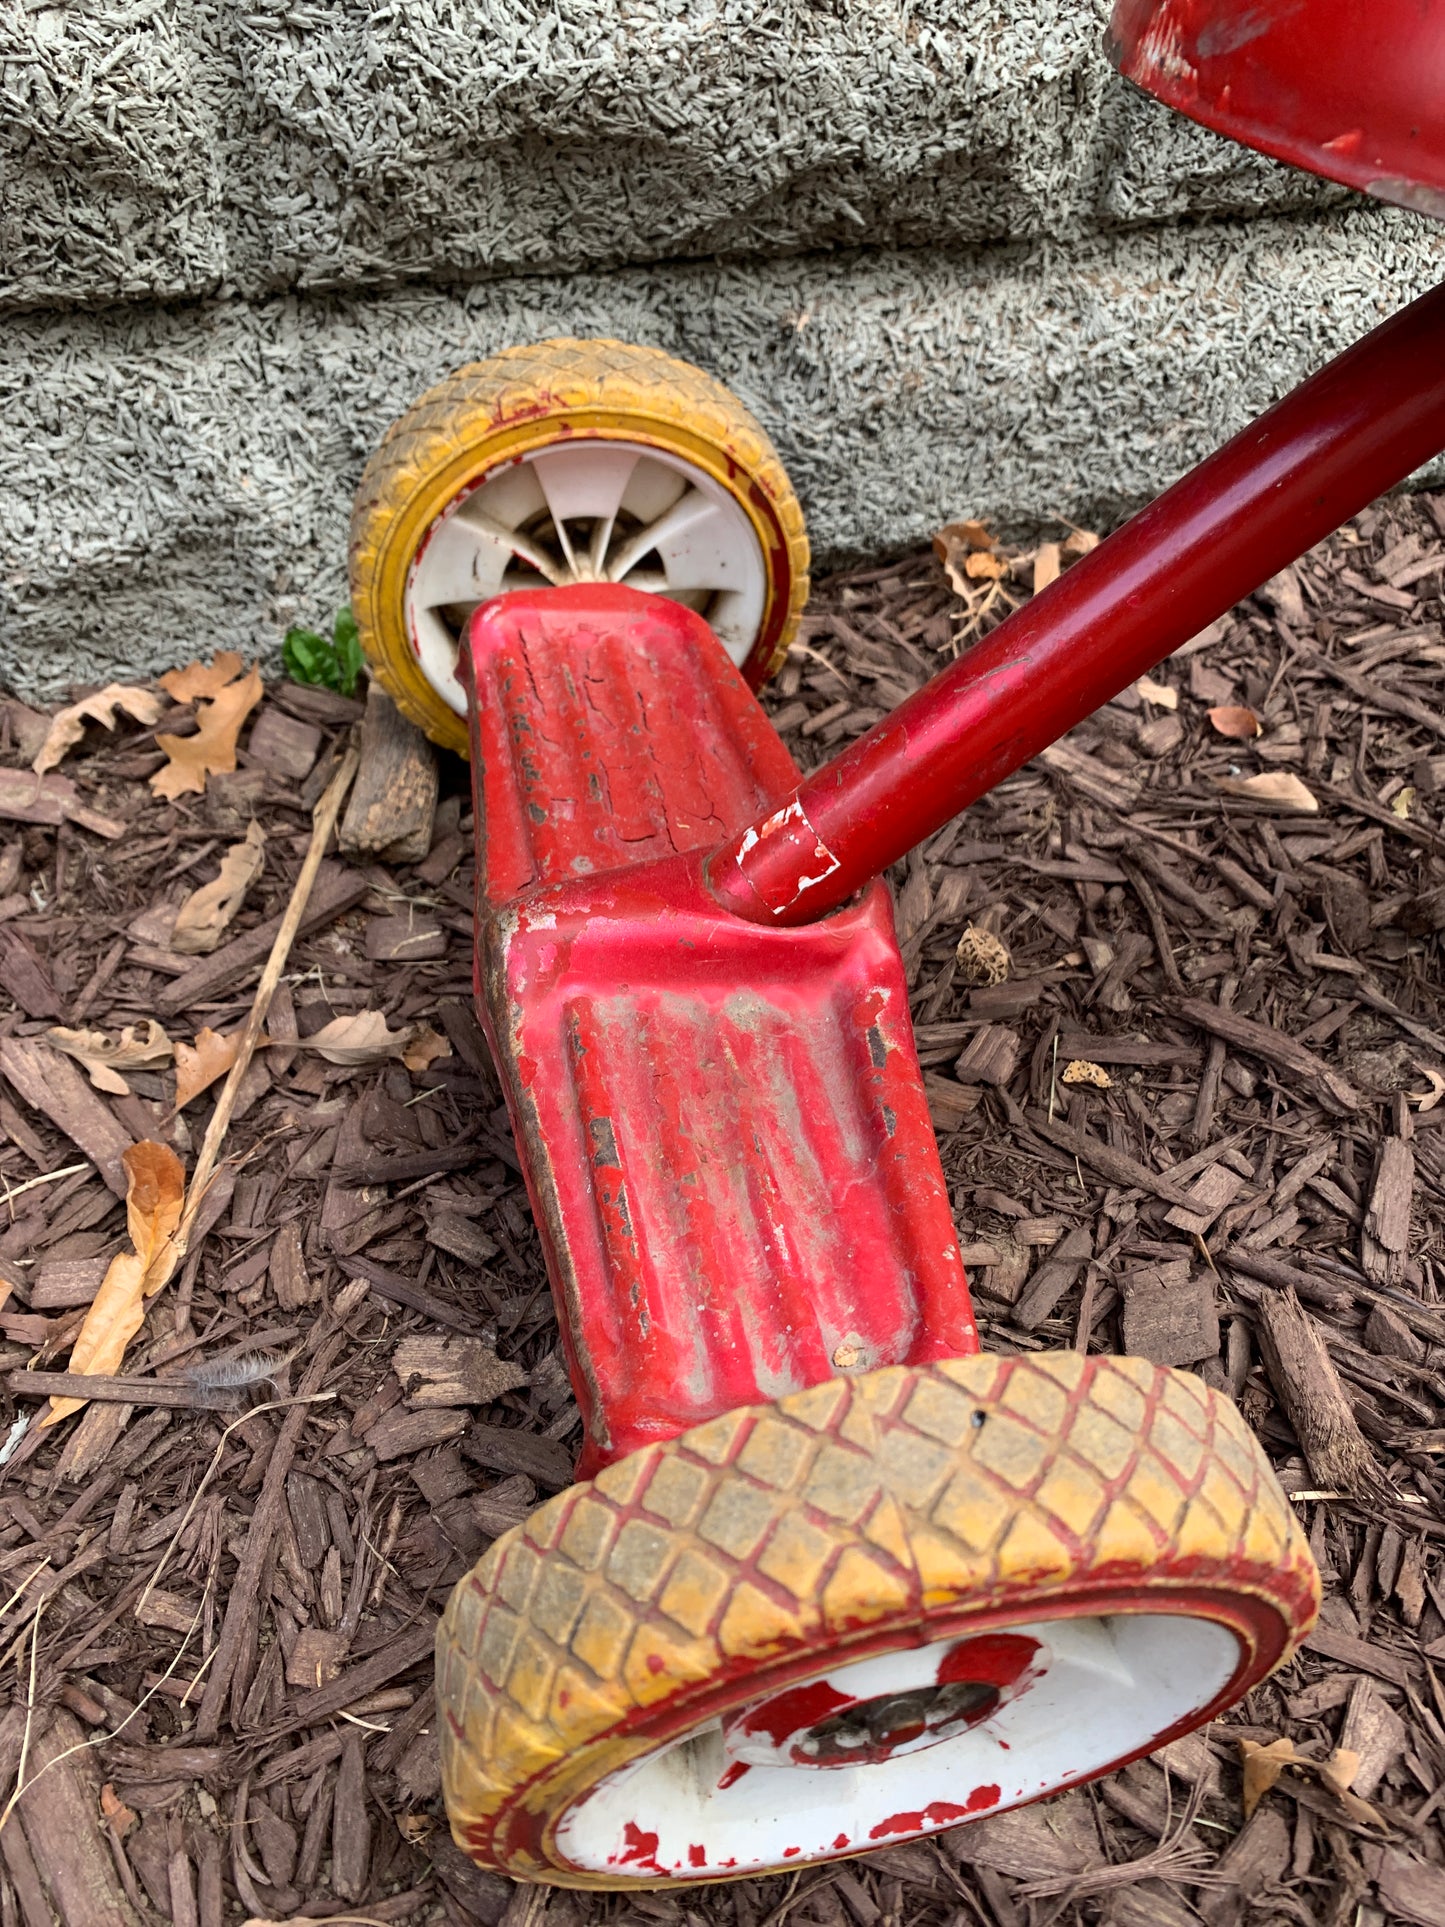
left=1111, top=0, right=1445, bottom=216
left=464, top=585, right=975, bottom=1475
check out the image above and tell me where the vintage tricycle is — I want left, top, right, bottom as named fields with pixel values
left=347, top=0, right=1445, bottom=1887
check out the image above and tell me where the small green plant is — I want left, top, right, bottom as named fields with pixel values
left=283, top=606, right=365, bottom=697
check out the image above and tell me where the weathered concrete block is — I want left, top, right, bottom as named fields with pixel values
left=0, top=1, right=1352, bottom=313
left=3, top=203, right=1442, bottom=703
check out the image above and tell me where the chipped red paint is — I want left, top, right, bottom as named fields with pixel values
left=464, top=585, right=976, bottom=1471
left=1110, top=0, right=1445, bottom=215
left=867, top=1789, right=998, bottom=1841
left=516, top=1580, right=1302, bottom=1878
left=710, top=278, right=1445, bottom=927
left=936, top=1633, right=1041, bottom=1692
left=833, top=1834, right=850, bottom=1851
left=687, top=1844, right=706, bottom=1868
left=616, top=1821, right=665, bottom=1875
left=716, top=1760, right=751, bottom=1791
left=734, top=1678, right=854, bottom=1748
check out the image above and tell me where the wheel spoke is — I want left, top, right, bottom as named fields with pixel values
left=412, top=515, right=517, bottom=610
left=531, top=446, right=642, bottom=581
left=462, top=510, right=568, bottom=587
left=605, top=489, right=716, bottom=584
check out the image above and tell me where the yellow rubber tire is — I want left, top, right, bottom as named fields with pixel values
left=348, top=339, right=811, bottom=756
left=436, top=1351, right=1318, bottom=1889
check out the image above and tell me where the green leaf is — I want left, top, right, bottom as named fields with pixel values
left=332, top=606, right=364, bottom=698
left=283, top=626, right=341, bottom=690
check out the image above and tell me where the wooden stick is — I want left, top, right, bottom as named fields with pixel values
left=170, top=742, right=359, bottom=1269
left=1255, top=1285, right=1380, bottom=1495
left=6, top=1371, right=229, bottom=1410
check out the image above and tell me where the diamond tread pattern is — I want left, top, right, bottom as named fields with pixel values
left=436, top=1351, right=1318, bottom=1885
left=348, top=338, right=810, bottom=754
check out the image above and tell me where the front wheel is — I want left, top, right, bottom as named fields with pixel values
left=435, top=1351, right=1318, bottom=1888
left=348, top=339, right=810, bottom=755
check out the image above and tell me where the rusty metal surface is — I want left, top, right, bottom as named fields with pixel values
left=463, top=586, right=976, bottom=1472
left=1111, top=0, right=1445, bottom=213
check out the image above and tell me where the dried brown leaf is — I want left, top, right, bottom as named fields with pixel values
left=1213, top=770, right=1319, bottom=813
left=1061, top=1059, right=1112, bottom=1088
left=47, top=1019, right=174, bottom=1095
left=32, top=684, right=165, bottom=777
left=1239, top=1736, right=1302, bottom=1818
left=100, top=1784, right=137, bottom=1842
left=933, top=521, right=998, bottom=596
left=1208, top=704, right=1263, bottom=739
left=934, top=519, right=993, bottom=554
left=1032, top=542, right=1061, bottom=593
left=1061, top=528, right=1100, bottom=564
left=401, top=1025, right=452, bottom=1073
left=44, top=1141, right=184, bottom=1425
left=1319, top=1747, right=1389, bottom=1828
left=174, top=1026, right=247, bottom=1109
left=158, top=651, right=245, bottom=701
left=1238, top=1736, right=1389, bottom=1828
left=150, top=666, right=263, bottom=800
left=299, top=1010, right=450, bottom=1070
left=170, top=820, right=266, bottom=954
left=955, top=925, right=1010, bottom=986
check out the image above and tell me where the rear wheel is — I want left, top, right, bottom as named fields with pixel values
left=436, top=1351, right=1318, bottom=1888
left=349, top=339, right=810, bottom=755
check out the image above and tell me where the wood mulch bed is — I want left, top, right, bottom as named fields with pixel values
left=2, top=490, right=1445, bottom=1927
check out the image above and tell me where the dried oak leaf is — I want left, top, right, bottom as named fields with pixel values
left=174, top=1026, right=249, bottom=1109
left=150, top=666, right=263, bottom=801
left=1208, top=704, right=1262, bottom=739
left=170, top=820, right=265, bottom=954
left=158, top=651, right=245, bottom=702
left=1213, top=770, right=1318, bottom=813
left=44, top=1140, right=184, bottom=1426
left=47, top=1018, right=174, bottom=1095
left=32, top=683, right=165, bottom=777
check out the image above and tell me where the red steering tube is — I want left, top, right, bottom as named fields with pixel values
left=710, top=277, right=1445, bottom=927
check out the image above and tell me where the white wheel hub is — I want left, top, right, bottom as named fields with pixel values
left=554, top=1613, right=1239, bottom=1881
left=404, top=442, right=769, bottom=716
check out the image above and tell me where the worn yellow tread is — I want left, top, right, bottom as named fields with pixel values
left=436, top=1351, right=1319, bottom=1887
left=349, top=339, right=810, bottom=754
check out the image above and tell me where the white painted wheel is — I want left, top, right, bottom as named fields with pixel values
left=435, top=1354, right=1318, bottom=1889
left=554, top=1613, right=1239, bottom=1880
left=350, top=340, right=809, bottom=754
left=405, top=443, right=770, bottom=720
